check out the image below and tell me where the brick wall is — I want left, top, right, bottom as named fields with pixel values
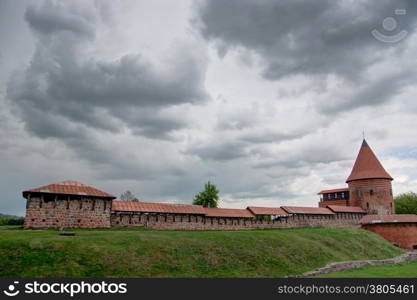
left=23, top=197, right=365, bottom=230
left=318, top=200, right=348, bottom=208
left=362, top=223, right=417, bottom=250
left=348, top=179, right=394, bottom=214
left=110, top=212, right=363, bottom=230
left=24, top=196, right=113, bottom=229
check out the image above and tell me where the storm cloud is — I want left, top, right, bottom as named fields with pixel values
left=194, top=0, right=417, bottom=111
left=1, top=0, right=417, bottom=216
left=9, top=1, right=207, bottom=141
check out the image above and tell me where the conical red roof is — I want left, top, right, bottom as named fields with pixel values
left=346, top=140, right=393, bottom=183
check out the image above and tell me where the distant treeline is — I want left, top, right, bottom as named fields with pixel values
left=0, top=213, right=24, bottom=225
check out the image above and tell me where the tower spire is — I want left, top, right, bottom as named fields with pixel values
left=346, top=139, right=392, bottom=183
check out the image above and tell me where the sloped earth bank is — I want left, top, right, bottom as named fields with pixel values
left=0, top=227, right=404, bottom=277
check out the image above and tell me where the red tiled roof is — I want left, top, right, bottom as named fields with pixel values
left=360, top=214, right=417, bottom=225
left=203, top=207, right=255, bottom=218
left=346, top=139, right=393, bottom=183
left=326, top=205, right=366, bottom=213
left=281, top=206, right=334, bottom=215
left=247, top=206, right=288, bottom=216
left=23, top=180, right=115, bottom=198
left=318, top=188, right=349, bottom=195
left=112, top=201, right=206, bottom=215
left=112, top=202, right=254, bottom=217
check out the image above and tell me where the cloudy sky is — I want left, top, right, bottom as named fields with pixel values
left=2, top=0, right=417, bottom=216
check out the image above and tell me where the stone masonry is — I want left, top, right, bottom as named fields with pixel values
left=24, top=196, right=112, bottom=229
left=110, top=211, right=364, bottom=230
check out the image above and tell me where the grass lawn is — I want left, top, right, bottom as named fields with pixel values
left=317, top=261, right=417, bottom=278
left=0, top=226, right=403, bottom=278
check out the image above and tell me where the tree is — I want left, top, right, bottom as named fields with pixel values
left=395, top=192, right=417, bottom=214
left=120, top=191, right=139, bottom=202
left=193, top=181, right=219, bottom=208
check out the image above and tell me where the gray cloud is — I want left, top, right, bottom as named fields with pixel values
left=195, top=0, right=417, bottom=112
left=252, top=145, right=348, bottom=169
left=196, top=0, right=417, bottom=79
left=240, top=130, right=306, bottom=144
left=188, top=141, right=247, bottom=161
left=25, top=2, right=95, bottom=38
left=130, top=113, right=186, bottom=140
left=9, top=0, right=207, bottom=143
left=2, top=0, right=417, bottom=216
left=319, top=68, right=416, bottom=113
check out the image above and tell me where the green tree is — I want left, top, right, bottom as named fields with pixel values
left=193, top=181, right=219, bottom=208
left=395, top=192, right=417, bottom=214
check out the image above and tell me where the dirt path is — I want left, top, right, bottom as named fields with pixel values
left=292, top=251, right=417, bottom=277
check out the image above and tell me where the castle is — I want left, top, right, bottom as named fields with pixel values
left=318, top=139, right=394, bottom=214
left=22, top=140, right=417, bottom=249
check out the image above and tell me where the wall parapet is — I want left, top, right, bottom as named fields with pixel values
left=24, top=196, right=113, bottom=229
left=110, top=211, right=363, bottom=230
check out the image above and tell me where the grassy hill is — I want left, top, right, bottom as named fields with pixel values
left=0, top=227, right=403, bottom=277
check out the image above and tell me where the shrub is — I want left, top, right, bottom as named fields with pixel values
left=395, top=192, right=417, bottom=214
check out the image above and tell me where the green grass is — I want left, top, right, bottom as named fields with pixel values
left=318, top=261, right=417, bottom=278
left=0, top=226, right=403, bottom=278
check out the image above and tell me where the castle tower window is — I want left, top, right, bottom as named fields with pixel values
left=370, top=189, right=374, bottom=196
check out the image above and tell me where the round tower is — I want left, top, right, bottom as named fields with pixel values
left=346, top=139, right=394, bottom=215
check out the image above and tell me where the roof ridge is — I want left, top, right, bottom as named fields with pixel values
left=23, top=181, right=115, bottom=198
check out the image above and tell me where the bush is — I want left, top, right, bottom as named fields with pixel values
left=395, top=192, right=417, bottom=214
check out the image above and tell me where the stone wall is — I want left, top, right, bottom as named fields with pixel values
left=110, top=212, right=363, bottom=230
left=295, top=252, right=417, bottom=277
left=23, top=197, right=365, bottom=230
left=362, top=223, right=417, bottom=250
left=24, top=196, right=113, bottom=229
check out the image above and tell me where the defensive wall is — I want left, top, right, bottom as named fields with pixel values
left=24, top=195, right=112, bottom=229
left=110, top=211, right=364, bottom=230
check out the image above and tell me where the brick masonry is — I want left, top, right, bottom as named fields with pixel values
left=26, top=196, right=417, bottom=251
left=361, top=223, right=417, bottom=250
left=24, top=196, right=112, bottom=229
left=348, top=178, right=394, bottom=214
left=318, top=200, right=348, bottom=207
left=110, top=211, right=364, bottom=230
left=23, top=196, right=364, bottom=230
